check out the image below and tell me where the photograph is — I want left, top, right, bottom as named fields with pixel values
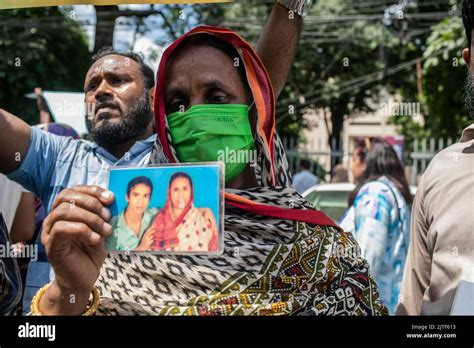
left=106, top=164, right=222, bottom=253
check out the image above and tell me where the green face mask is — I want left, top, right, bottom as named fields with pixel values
left=168, top=104, right=256, bottom=183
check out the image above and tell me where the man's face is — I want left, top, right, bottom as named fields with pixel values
left=164, top=44, right=249, bottom=114
left=84, top=54, right=152, bottom=147
left=169, top=177, right=192, bottom=210
left=126, top=183, right=151, bottom=216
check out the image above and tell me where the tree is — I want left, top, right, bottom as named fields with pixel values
left=0, top=7, right=90, bottom=125
left=423, top=17, right=470, bottom=138
left=93, top=4, right=225, bottom=53
left=389, top=16, right=470, bottom=152
left=276, top=0, right=398, bottom=165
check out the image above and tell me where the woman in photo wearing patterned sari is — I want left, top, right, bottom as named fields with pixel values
left=139, top=172, right=218, bottom=252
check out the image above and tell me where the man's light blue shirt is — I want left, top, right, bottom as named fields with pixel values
left=7, top=126, right=156, bottom=212
left=292, top=170, right=319, bottom=194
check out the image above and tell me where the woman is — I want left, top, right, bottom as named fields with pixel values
left=341, top=138, right=412, bottom=314
left=106, top=176, right=158, bottom=251
left=92, top=27, right=388, bottom=316
left=139, top=172, right=218, bottom=252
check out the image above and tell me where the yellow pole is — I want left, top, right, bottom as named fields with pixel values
left=0, top=0, right=231, bottom=10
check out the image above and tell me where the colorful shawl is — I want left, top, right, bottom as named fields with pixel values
left=96, top=26, right=388, bottom=316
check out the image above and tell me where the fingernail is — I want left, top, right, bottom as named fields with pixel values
left=90, top=231, right=101, bottom=242
left=101, top=191, right=113, bottom=200
left=101, top=207, right=111, bottom=221
left=103, top=222, right=112, bottom=234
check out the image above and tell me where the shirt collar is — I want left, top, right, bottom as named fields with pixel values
left=460, top=123, right=474, bottom=143
left=92, top=134, right=157, bottom=162
left=117, top=208, right=156, bottom=238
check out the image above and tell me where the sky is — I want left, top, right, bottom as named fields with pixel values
left=69, top=4, right=169, bottom=74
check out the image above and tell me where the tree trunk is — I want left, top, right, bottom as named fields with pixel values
left=93, top=5, right=119, bottom=54
left=328, top=103, right=347, bottom=171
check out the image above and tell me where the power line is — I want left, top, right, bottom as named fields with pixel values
left=275, top=48, right=445, bottom=123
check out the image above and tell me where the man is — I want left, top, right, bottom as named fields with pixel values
left=0, top=2, right=307, bottom=314
left=396, top=0, right=474, bottom=315
left=292, top=159, right=320, bottom=194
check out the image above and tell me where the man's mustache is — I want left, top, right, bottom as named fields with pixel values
left=86, top=101, right=122, bottom=120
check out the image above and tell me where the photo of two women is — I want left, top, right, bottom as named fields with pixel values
left=105, top=166, right=220, bottom=253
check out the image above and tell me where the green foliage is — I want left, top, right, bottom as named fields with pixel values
left=277, top=0, right=397, bottom=150
left=390, top=16, right=470, bottom=151
left=149, top=4, right=226, bottom=45
left=422, top=17, right=470, bottom=138
left=0, top=7, right=90, bottom=124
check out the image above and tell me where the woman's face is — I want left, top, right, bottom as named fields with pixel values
left=164, top=44, right=249, bottom=114
left=126, top=183, right=151, bottom=215
left=351, top=148, right=366, bottom=183
left=170, top=177, right=192, bottom=209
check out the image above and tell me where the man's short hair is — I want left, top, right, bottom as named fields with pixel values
left=126, top=176, right=153, bottom=197
left=300, top=159, right=311, bottom=170
left=92, top=47, right=155, bottom=90
left=462, top=0, right=474, bottom=49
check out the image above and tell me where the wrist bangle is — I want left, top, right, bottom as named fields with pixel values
left=277, top=0, right=314, bottom=17
left=31, top=282, right=100, bottom=316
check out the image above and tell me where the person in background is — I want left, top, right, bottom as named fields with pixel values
left=34, top=87, right=52, bottom=124
left=0, top=174, right=35, bottom=243
left=0, top=212, right=22, bottom=315
left=331, top=164, right=349, bottom=183
left=0, top=174, right=35, bottom=314
left=293, top=159, right=320, bottom=194
left=341, top=138, right=412, bottom=314
left=397, top=0, right=474, bottom=315
left=350, top=140, right=368, bottom=184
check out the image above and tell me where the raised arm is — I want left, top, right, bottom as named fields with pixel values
left=35, top=87, right=52, bottom=124
left=256, top=2, right=304, bottom=98
left=0, top=108, right=31, bottom=174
